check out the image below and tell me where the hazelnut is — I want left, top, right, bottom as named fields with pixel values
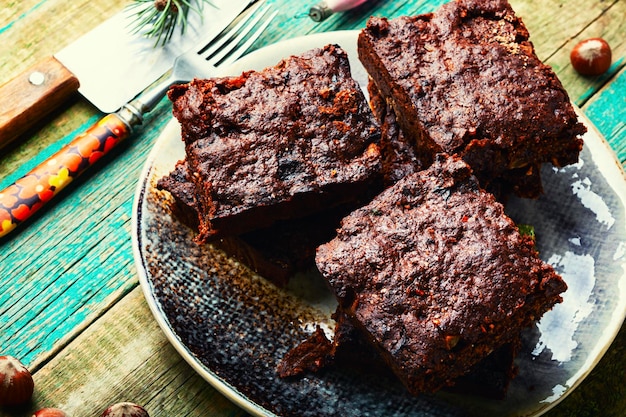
left=0, top=355, right=35, bottom=406
left=32, top=408, right=68, bottom=417
left=570, top=37, right=612, bottom=76
left=101, top=402, right=149, bottom=417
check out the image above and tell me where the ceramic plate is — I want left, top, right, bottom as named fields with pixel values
left=132, top=31, right=626, bottom=417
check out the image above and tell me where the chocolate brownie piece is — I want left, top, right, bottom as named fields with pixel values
left=315, top=153, right=567, bottom=394
left=368, top=80, right=542, bottom=201
left=276, top=326, right=334, bottom=378
left=448, top=336, right=520, bottom=399
left=278, top=305, right=520, bottom=399
left=156, top=161, right=292, bottom=284
left=157, top=160, right=349, bottom=287
left=156, top=159, right=200, bottom=230
left=358, top=0, right=585, bottom=198
left=331, top=307, right=521, bottom=399
left=368, top=80, right=426, bottom=187
left=168, top=44, right=382, bottom=242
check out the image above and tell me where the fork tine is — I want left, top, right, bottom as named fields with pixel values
left=204, top=4, right=276, bottom=65
left=199, top=1, right=266, bottom=58
left=195, top=0, right=264, bottom=55
left=220, top=9, right=279, bottom=67
left=214, top=8, right=278, bottom=67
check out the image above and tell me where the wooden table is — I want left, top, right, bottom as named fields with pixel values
left=1, top=0, right=624, bottom=416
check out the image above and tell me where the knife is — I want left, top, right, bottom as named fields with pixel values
left=0, top=0, right=252, bottom=149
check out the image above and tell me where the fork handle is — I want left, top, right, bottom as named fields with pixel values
left=0, top=112, right=132, bottom=238
left=0, top=56, right=80, bottom=150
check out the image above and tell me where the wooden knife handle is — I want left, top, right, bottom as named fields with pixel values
left=0, top=56, right=80, bottom=149
left=0, top=113, right=130, bottom=238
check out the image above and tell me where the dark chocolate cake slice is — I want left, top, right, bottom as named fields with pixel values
left=368, top=79, right=542, bottom=201
left=358, top=0, right=585, bottom=197
left=315, top=153, right=566, bottom=394
left=367, top=80, right=426, bottom=187
left=157, top=160, right=200, bottom=230
left=157, top=160, right=349, bottom=287
left=168, top=44, right=382, bottom=243
left=277, top=305, right=520, bottom=399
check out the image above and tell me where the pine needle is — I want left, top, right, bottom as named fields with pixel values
left=126, top=0, right=216, bottom=47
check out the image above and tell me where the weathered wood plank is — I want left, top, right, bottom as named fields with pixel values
left=0, top=0, right=127, bottom=87
left=583, top=67, right=626, bottom=167
left=0, top=288, right=248, bottom=417
left=510, top=0, right=619, bottom=59
left=0, top=100, right=173, bottom=368
left=541, top=0, right=626, bottom=105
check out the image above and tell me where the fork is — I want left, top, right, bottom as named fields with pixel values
left=0, top=1, right=277, bottom=238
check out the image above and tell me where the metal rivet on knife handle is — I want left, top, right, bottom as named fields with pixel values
left=0, top=113, right=131, bottom=238
left=28, top=72, right=46, bottom=86
left=0, top=56, right=80, bottom=150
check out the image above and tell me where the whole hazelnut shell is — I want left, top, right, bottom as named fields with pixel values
left=0, top=355, right=35, bottom=406
left=32, top=408, right=69, bottom=417
left=101, top=402, right=149, bottom=417
left=570, top=37, right=612, bottom=76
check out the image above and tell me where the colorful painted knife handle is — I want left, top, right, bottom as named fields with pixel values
left=0, top=114, right=131, bottom=238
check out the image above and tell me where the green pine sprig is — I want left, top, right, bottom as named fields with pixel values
left=126, top=0, right=215, bottom=47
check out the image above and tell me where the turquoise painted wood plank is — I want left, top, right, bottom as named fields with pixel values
left=576, top=57, right=626, bottom=106
left=583, top=68, right=626, bottom=167
left=251, top=0, right=451, bottom=50
left=0, top=99, right=173, bottom=368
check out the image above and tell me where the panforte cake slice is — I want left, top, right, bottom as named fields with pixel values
left=315, top=154, right=567, bottom=394
left=168, top=44, right=382, bottom=242
left=358, top=0, right=585, bottom=197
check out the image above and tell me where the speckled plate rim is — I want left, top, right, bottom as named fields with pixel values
left=132, top=113, right=273, bottom=417
left=558, top=105, right=626, bottom=404
left=132, top=30, right=626, bottom=417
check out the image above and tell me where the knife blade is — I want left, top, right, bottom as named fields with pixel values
left=0, top=0, right=252, bottom=149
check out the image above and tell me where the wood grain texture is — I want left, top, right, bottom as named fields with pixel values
left=541, top=0, right=626, bottom=105
left=584, top=67, right=626, bottom=167
left=5, top=288, right=248, bottom=417
left=0, top=0, right=127, bottom=87
left=0, top=0, right=624, bottom=416
left=0, top=101, right=172, bottom=369
left=0, top=57, right=80, bottom=149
